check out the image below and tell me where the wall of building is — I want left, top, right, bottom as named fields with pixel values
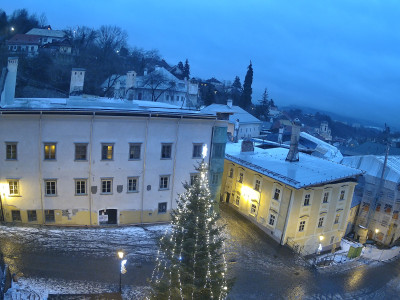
left=221, top=159, right=357, bottom=254
left=238, top=123, right=260, bottom=139
left=0, top=113, right=220, bottom=226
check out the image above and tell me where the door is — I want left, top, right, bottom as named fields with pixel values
left=99, top=209, right=117, bottom=225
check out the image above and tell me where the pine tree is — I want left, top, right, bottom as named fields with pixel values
left=241, top=61, right=253, bottom=110
left=150, top=160, right=229, bottom=300
left=183, top=59, right=190, bottom=79
left=231, top=76, right=242, bottom=106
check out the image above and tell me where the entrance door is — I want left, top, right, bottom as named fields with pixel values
left=226, top=192, right=230, bottom=203
left=99, top=209, right=117, bottom=225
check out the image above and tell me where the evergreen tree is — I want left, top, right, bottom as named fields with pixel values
left=150, top=160, right=229, bottom=300
left=230, top=76, right=242, bottom=106
left=240, top=61, right=253, bottom=110
left=183, top=58, right=190, bottom=79
left=177, top=61, right=184, bottom=71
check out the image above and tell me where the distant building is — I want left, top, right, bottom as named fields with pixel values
left=201, top=100, right=262, bottom=140
left=25, top=28, right=66, bottom=45
left=341, top=155, right=400, bottom=246
left=315, top=121, right=332, bottom=141
left=7, top=34, right=41, bottom=56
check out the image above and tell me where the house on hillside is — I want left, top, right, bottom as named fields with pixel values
left=201, top=100, right=262, bottom=140
left=25, top=28, right=66, bottom=45
left=341, top=155, right=400, bottom=246
left=220, top=127, right=362, bottom=254
left=7, top=34, right=41, bottom=56
left=0, top=57, right=227, bottom=226
left=101, top=67, right=199, bottom=108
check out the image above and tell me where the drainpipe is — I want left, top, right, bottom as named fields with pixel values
left=88, top=112, right=95, bottom=225
left=140, top=114, right=150, bottom=224
left=280, top=185, right=294, bottom=245
left=38, top=112, right=44, bottom=224
left=0, top=195, right=4, bottom=222
left=170, top=116, right=182, bottom=213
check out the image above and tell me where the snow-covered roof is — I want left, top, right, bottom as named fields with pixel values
left=201, top=104, right=262, bottom=125
left=225, top=142, right=362, bottom=189
left=300, top=132, right=343, bottom=162
left=0, top=95, right=214, bottom=119
left=26, top=28, right=65, bottom=38
left=341, top=155, right=400, bottom=183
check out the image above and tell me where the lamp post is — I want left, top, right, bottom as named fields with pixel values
left=374, top=228, right=379, bottom=242
left=118, top=251, right=124, bottom=293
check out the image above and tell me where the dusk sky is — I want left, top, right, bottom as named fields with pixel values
left=3, top=1, right=400, bottom=129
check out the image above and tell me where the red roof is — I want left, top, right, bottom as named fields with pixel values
left=7, top=34, right=41, bottom=45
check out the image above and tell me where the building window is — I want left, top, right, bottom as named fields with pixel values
left=192, top=143, right=203, bottom=158
left=238, top=172, right=244, bottom=183
left=161, top=144, right=172, bottom=159
left=127, top=177, right=138, bottom=192
left=322, top=192, right=329, bottom=203
left=229, top=168, right=234, bottom=178
left=158, top=202, right=167, bottom=214
left=129, top=143, right=141, bottom=160
left=27, top=210, right=37, bottom=222
left=299, top=220, right=306, bottom=232
left=6, top=143, right=17, bottom=160
left=211, top=173, right=219, bottom=185
left=101, top=144, right=114, bottom=160
left=318, top=217, right=324, bottom=228
left=75, top=144, right=87, bottom=161
left=304, top=194, right=311, bottom=206
left=235, top=193, right=240, bottom=206
left=250, top=203, right=257, bottom=215
left=212, top=143, right=225, bottom=158
left=269, top=214, right=276, bottom=226
left=44, top=143, right=56, bottom=160
left=45, top=180, right=57, bottom=196
left=8, top=180, right=19, bottom=196
left=75, top=179, right=87, bottom=195
left=330, top=236, right=334, bottom=244
left=12, top=210, right=21, bottom=222
left=273, top=188, right=281, bottom=201
left=339, top=190, right=345, bottom=200
left=101, top=178, right=113, bottom=194
left=190, top=173, right=199, bottom=186
left=45, top=210, right=55, bottom=222
left=334, top=214, right=340, bottom=224
left=159, top=175, right=170, bottom=190
left=254, top=179, right=261, bottom=192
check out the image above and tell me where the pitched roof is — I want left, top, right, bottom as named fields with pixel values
left=201, top=103, right=262, bottom=124
left=225, top=142, right=362, bottom=189
left=26, top=28, right=65, bottom=38
left=7, top=34, right=41, bottom=45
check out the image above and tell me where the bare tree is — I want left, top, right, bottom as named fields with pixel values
left=141, top=69, right=177, bottom=101
left=96, top=25, right=127, bottom=58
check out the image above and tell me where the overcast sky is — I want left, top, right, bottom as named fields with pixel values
left=3, top=1, right=400, bottom=129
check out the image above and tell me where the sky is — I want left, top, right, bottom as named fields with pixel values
left=3, top=0, right=400, bottom=129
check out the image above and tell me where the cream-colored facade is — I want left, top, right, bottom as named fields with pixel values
left=221, top=142, right=361, bottom=255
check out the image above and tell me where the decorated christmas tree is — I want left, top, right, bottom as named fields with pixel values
left=150, top=154, right=229, bottom=299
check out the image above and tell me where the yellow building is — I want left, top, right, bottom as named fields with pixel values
left=221, top=140, right=362, bottom=255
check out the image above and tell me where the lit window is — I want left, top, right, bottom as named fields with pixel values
left=190, top=173, right=199, bottom=186
left=161, top=144, right=172, bottom=159
left=323, top=192, right=329, bottom=203
left=159, top=175, right=170, bottom=190
left=318, top=217, right=324, bottom=228
left=339, top=190, right=345, bottom=200
left=334, top=214, right=340, bottom=224
left=158, top=202, right=167, bottom=214
left=129, top=143, right=141, bottom=160
left=304, top=194, right=311, bottom=206
left=75, top=179, right=87, bottom=195
left=299, top=220, right=306, bottom=232
left=8, top=180, right=19, bottom=196
left=192, top=144, right=203, bottom=158
left=101, top=178, right=113, bottom=194
left=44, top=143, right=56, bottom=160
left=44, top=180, right=57, bottom=196
left=75, top=144, right=87, bottom=160
left=127, top=177, right=138, bottom=192
left=101, top=144, right=114, bottom=160
left=254, top=179, right=261, bottom=192
left=6, top=143, right=17, bottom=160
left=273, top=188, right=281, bottom=201
left=269, top=214, right=276, bottom=226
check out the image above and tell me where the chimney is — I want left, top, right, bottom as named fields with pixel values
left=277, top=126, right=284, bottom=144
left=69, top=68, right=85, bottom=96
left=286, top=118, right=301, bottom=162
left=241, top=139, right=254, bottom=152
left=1, top=57, right=18, bottom=106
left=125, top=70, right=136, bottom=100
left=227, top=99, right=233, bottom=108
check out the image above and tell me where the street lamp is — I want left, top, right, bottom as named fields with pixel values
left=374, top=228, right=379, bottom=241
left=117, top=251, right=124, bottom=293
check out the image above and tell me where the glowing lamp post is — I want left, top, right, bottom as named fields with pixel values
left=117, top=251, right=127, bottom=293
left=374, top=228, right=379, bottom=241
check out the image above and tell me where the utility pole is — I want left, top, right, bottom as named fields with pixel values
left=366, top=125, right=391, bottom=231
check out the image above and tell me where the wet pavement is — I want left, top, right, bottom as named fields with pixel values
left=0, top=204, right=399, bottom=299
